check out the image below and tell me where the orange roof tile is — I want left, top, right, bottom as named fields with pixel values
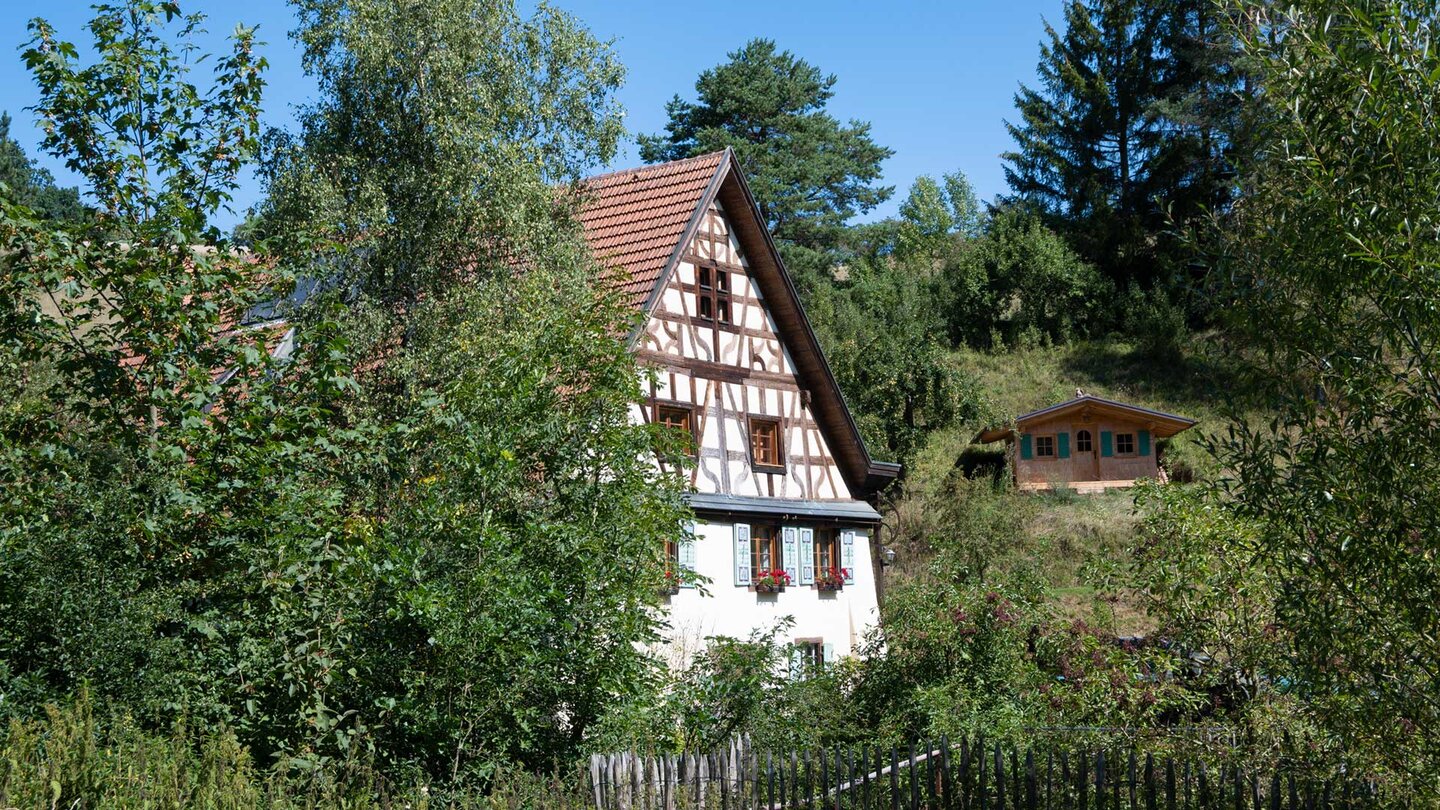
left=574, top=150, right=727, bottom=309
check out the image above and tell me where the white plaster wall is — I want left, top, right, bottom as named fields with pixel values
left=661, top=519, right=881, bottom=669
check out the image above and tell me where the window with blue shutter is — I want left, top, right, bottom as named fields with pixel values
left=678, top=520, right=697, bottom=588
left=798, top=528, right=815, bottom=585
left=781, top=527, right=799, bottom=587
left=840, top=531, right=856, bottom=584
left=1058, top=432, right=1070, bottom=459
left=1138, top=430, right=1151, bottom=456
left=1019, top=434, right=1033, bottom=460
left=1100, top=431, right=1113, bottom=457
left=734, top=523, right=751, bottom=586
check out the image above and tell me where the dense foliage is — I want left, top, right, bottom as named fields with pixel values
left=0, top=0, right=685, bottom=785
left=1003, top=0, right=1241, bottom=290
left=1185, top=0, right=1440, bottom=785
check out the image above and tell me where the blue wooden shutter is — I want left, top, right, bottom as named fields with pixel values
left=822, top=643, right=835, bottom=669
left=840, top=531, right=856, bottom=584
left=1100, top=431, right=1114, bottom=457
left=1019, top=434, right=1033, bottom=460
left=679, top=520, right=697, bottom=588
left=782, top=527, right=799, bottom=586
left=789, top=645, right=805, bottom=681
left=734, top=523, right=751, bottom=586
left=1057, top=432, right=1070, bottom=459
left=1138, top=430, right=1151, bottom=456
left=798, top=528, right=815, bottom=585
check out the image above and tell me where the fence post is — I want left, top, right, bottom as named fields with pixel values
left=994, top=743, right=1006, bottom=810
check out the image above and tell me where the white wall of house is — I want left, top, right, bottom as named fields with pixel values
left=659, top=519, right=880, bottom=670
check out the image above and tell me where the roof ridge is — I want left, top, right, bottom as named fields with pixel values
left=579, top=149, right=728, bottom=186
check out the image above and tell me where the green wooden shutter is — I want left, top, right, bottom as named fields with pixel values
left=1019, top=434, right=1033, bottom=460
left=1139, top=430, right=1151, bottom=456
left=1100, top=431, right=1113, bottom=457
left=798, top=528, right=815, bottom=585
left=1057, top=432, right=1070, bottom=459
left=734, top=524, right=751, bottom=586
left=840, top=531, right=856, bottom=584
left=782, top=527, right=799, bottom=586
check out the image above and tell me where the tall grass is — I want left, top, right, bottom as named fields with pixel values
left=0, top=695, right=590, bottom=809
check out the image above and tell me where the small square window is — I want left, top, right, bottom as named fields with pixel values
left=1035, top=435, right=1055, bottom=457
left=698, top=294, right=713, bottom=320
left=793, top=640, right=825, bottom=677
left=750, top=418, right=782, bottom=469
left=698, top=266, right=712, bottom=289
left=717, top=297, right=730, bottom=324
left=1115, top=433, right=1135, bottom=455
left=1076, top=430, right=1093, bottom=453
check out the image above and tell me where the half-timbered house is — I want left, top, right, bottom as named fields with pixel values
left=576, top=149, right=900, bottom=667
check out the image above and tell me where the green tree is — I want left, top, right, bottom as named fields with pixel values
left=257, top=0, right=685, bottom=773
left=944, top=207, right=1110, bottom=349
left=894, top=171, right=982, bottom=269
left=1, top=0, right=686, bottom=782
left=810, top=252, right=973, bottom=469
left=1003, top=0, right=1238, bottom=288
left=259, top=0, right=625, bottom=309
left=0, top=112, right=86, bottom=223
left=1192, top=0, right=1440, bottom=786
left=639, top=39, right=893, bottom=289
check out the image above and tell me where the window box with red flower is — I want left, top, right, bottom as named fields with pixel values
left=753, top=568, right=791, bottom=593
left=815, top=567, right=848, bottom=592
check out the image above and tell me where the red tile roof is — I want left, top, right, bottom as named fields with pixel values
left=574, top=150, right=727, bottom=309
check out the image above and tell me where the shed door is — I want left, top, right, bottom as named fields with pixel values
left=1075, top=427, right=1099, bottom=481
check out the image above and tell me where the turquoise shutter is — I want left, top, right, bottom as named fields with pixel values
left=782, top=527, right=799, bottom=586
left=734, top=524, right=751, bottom=586
left=1100, top=431, right=1114, bottom=457
left=798, top=528, right=815, bottom=585
left=1019, top=434, right=1033, bottom=460
left=789, top=645, right=805, bottom=681
left=822, top=643, right=835, bottom=669
left=840, top=531, right=856, bottom=584
left=1138, top=430, right=1151, bottom=456
left=676, top=530, right=694, bottom=585
left=1057, top=432, right=1070, bottom=459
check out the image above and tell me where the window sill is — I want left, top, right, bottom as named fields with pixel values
left=751, top=464, right=786, bottom=475
left=752, top=583, right=787, bottom=594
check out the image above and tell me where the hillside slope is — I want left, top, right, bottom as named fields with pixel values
left=880, top=332, right=1259, bottom=634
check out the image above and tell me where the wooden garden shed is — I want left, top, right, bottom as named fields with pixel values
left=975, top=394, right=1196, bottom=493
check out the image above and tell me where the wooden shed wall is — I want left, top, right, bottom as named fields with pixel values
left=1015, top=414, right=1159, bottom=488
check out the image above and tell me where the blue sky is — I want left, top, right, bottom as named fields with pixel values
left=0, top=0, right=1065, bottom=229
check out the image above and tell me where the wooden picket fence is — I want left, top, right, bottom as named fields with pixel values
left=587, top=737, right=1385, bottom=809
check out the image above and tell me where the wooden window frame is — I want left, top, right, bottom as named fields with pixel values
left=1114, top=432, right=1136, bottom=456
left=696, top=261, right=733, bottom=327
left=813, top=529, right=845, bottom=590
left=748, top=416, right=785, bottom=472
left=1034, top=434, right=1057, bottom=458
left=750, top=524, right=783, bottom=584
left=652, top=401, right=697, bottom=458
left=1075, top=429, right=1093, bottom=453
left=793, top=638, right=825, bottom=676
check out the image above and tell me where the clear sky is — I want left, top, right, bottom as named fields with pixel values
left=0, top=0, right=1065, bottom=230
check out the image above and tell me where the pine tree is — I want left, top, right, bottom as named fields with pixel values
left=0, top=111, right=86, bottom=223
left=1002, top=0, right=1239, bottom=288
left=639, top=39, right=893, bottom=289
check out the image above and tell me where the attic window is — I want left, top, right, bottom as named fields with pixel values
left=696, top=262, right=731, bottom=325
